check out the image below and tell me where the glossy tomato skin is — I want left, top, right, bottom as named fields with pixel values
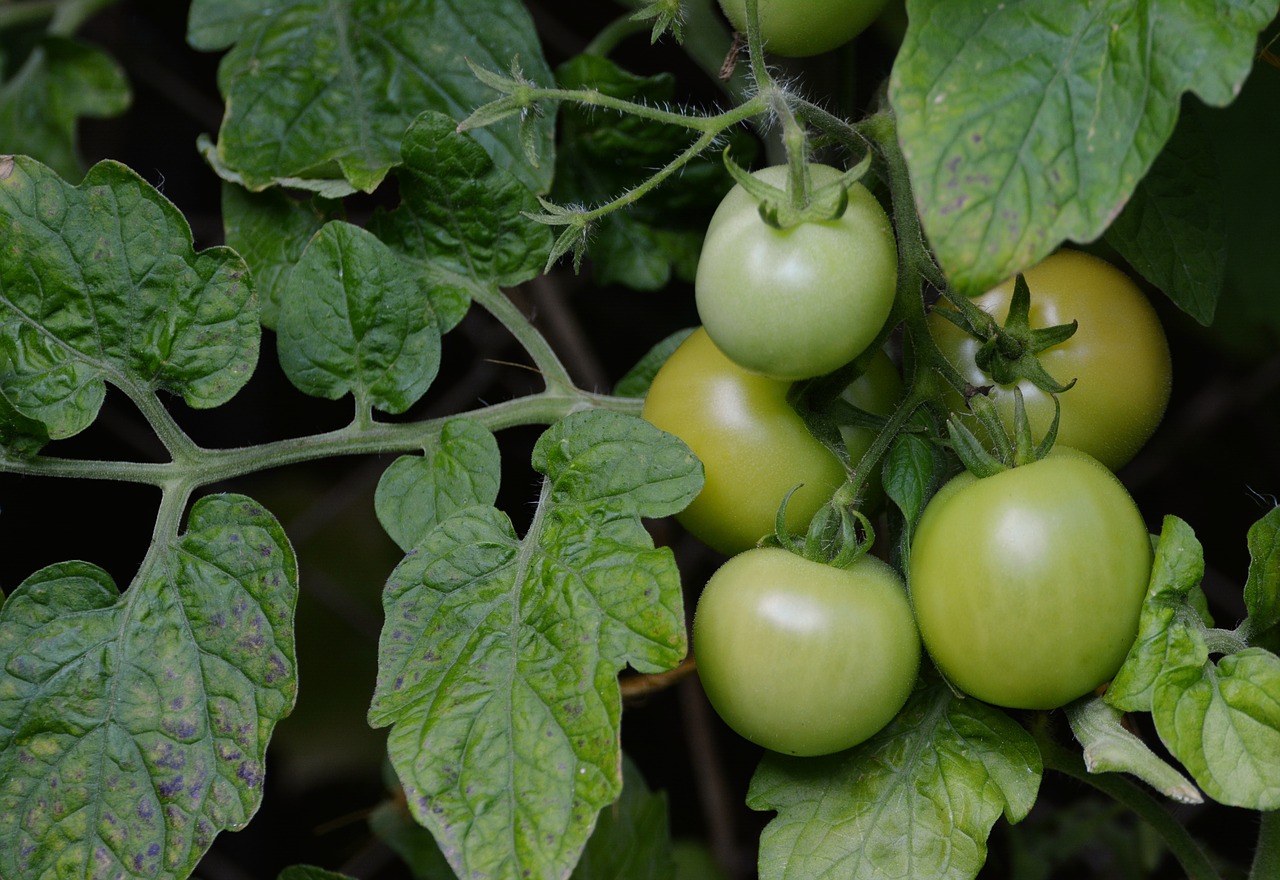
left=717, top=0, right=891, bottom=57
left=695, top=163, right=897, bottom=381
left=694, top=547, right=921, bottom=756
left=908, top=448, right=1153, bottom=710
left=642, top=328, right=846, bottom=555
left=930, top=249, right=1172, bottom=471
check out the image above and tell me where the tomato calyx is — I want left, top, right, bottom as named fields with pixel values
left=768, top=489, right=876, bottom=569
left=948, top=386, right=1062, bottom=477
left=935, top=273, right=1079, bottom=395
left=721, top=148, right=872, bottom=229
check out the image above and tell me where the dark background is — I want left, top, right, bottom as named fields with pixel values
left=3, top=2, right=1279, bottom=878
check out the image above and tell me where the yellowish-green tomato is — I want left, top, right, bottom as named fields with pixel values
left=642, top=328, right=845, bottom=556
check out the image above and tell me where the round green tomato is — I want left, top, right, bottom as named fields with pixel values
left=642, top=327, right=845, bottom=555
left=695, top=164, right=897, bottom=381
left=718, top=0, right=891, bottom=57
left=693, top=547, right=920, bottom=756
left=930, top=249, right=1172, bottom=471
left=908, top=448, right=1153, bottom=710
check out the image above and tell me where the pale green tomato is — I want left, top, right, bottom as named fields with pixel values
left=718, top=0, right=892, bottom=57
left=695, top=163, right=898, bottom=381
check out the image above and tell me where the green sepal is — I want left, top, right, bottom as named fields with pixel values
left=946, top=413, right=1007, bottom=479
left=721, top=148, right=872, bottom=229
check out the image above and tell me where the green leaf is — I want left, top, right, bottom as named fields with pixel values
left=220, top=184, right=345, bottom=330
left=1153, top=647, right=1280, bottom=809
left=1106, top=516, right=1209, bottom=713
left=570, top=755, right=677, bottom=880
left=1103, top=102, right=1225, bottom=325
left=370, top=111, right=552, bottom=293
left=882, top=410, right=952, bottom=564
left=551, top=54, right=748, bottom=291
left=748, top=678, right=1041, bottom=880
left=0, top=156, right=258, bottom=449
left=1244, top=505, right=1280, bottom=635
left=0, top=494, right=298, bottom=880
left=614, top=328, right=695, bottom=398
left=889, top=0, right=1278, bottom=295
left=375, top=419, right=503, bottom=553
left=0, top=37, right=130, bottom=179
left=1065, top=695, right=1201, bottom=804
left=190, top=0, right=554, bottom=195
left=278, top=868, right=355, bottom=880
left=368, top=410, right=702, bottom=880
left=277, top=221, right=440, bottom=414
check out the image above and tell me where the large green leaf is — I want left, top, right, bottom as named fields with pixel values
left=368, top=410, right=702, bottom=880
left=189, top=0, right=554, bottom=196
left=0, top=37, right=130, bottom=179
left=748, top=678, right=1041, bottom=880
left=889, top=0, right=1278, bottom=297
left=276, top=221, right=441, bottom=414
left=0, top=157, right=258, bottom=453
left=0, top=495, right=298, bottom=880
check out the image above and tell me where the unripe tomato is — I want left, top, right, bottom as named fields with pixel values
left=695, top=164, right=897, bottom=381
left=641, top=328, right=845, bottom=555
left=908, top=447, right=1153, bottom=710
left=717, top=0, right=892, bottom=57
left=930, top=250, right=1172, bottom=471
left=694, top=547, right=921, bottom=756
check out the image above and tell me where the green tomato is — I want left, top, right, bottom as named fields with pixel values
left=930, top=249, right=1172, bottom=471
left=718, top=0, right=892, bottom=57
left=908, top=448, right=1153, bottom=710
left=641, top=327, right=845, bottom=555
left=695, top=163, right=898, bottom=381
left=693, top=547, right=921, bottom=756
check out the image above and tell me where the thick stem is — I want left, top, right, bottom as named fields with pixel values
left=1250, top=808, right=1280, bottom=880
left=1037, top=730, right=1222, bottom=880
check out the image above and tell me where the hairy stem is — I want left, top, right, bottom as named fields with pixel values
left=1251, top=807, right=1280, bottom=880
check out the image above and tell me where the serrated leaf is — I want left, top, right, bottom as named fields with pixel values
left=191, top=0, right=554, bottom=195
left=277, top=221, right=440, bottom=414
left=375, top=419, right=503, bottom=553
left=0, top=37, right=130, bottom=179
left=1107, top=516, right=1209, bottom=712
left=0, top=156, right=258, bottom=450
left=368, top=410, right=702, bottom=880
left=889, top=0, right=1278, bottom=295
left=0, top=495, right=298, bottom=880
left=1244, top=505, right=1280, bottom=635
left=1153, top=647, right=1280, bottom=809
left=1065, top=695, right=1201, bottom=804
left=220, top=184, right=345, bottom=330
left=614, top=328, right=695, bottom=398
left=1103, top=102, right=1225, bottom=324
left=748, top=678, right=1042, bottom=880
left=370, top=111, right=553, bottom=293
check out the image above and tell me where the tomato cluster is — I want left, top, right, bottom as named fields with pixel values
left=646, top=163, right=1168, bottom=756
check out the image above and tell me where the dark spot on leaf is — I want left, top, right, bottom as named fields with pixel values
left=971, top=133, right=982, bottom=144
left=170, top=697, right=185, bottom=711
left=133, top=854, right=144, bottom=871
left=158, top=776, right=184, bottom=798
left=137, top=799, right=155, bottom=821
left=236, top=762, right=262, bottom=787
left=148, top=843, right=161, bottom=857
left=394, top=675, right=404, bottom=690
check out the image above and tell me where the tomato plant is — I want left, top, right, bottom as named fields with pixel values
left=695, top=162, right=898, bottom=381
left=3, top=2, right=1280, bottom=880
left=909, top=447, right=1154, bottom=710
left=641, top=326, right=846, bottom=555
left=716, top=0, right=893, bottom=57
left=693, top=546, right=920, bottom=756
left=930, top=249, right=1173, bottom=471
